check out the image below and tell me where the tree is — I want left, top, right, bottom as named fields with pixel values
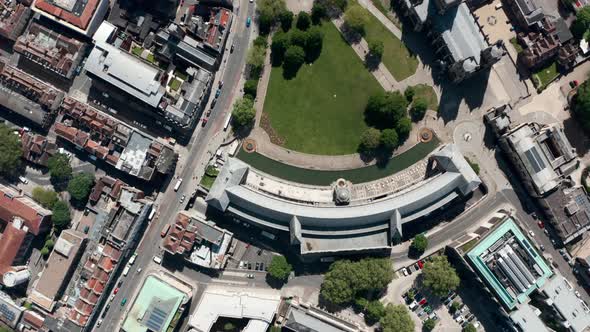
left=311, top=3, right=327, bottom=24
left=257, top=0, right=288, bottom=33
left=223, top=322, right=236, bottom=331
left=365, top=300, right=385, bottom=323
left=411, top=233, right=428, bottom=254
left=320, top=258, right=393, bottom=305
left=325, top=0, right=348, bottom=11
left=304, top=27, right=323, bottom=62
left=423, top=318, right=437, bottom=331
left=380, top=129, right=399, bottom=151
left=365, top=91, right=408, bottom=128
left=244, top=79, right=258, bottom=98
left=283, top=45, right=305, bottom=77
left=290, top=28, right=307, bottom=47
left=52, top=200, right=71, bottom=229
left=40, top=247, right=50, bottom=256
left=47, top=153, right=73, bottom=185
left=354, top=297, right=369, bottom=312
left=279, top=10, right=294, bottom=31
left=368, top=40, right=384, bottom=60
left=450, top=301, right=461, bottom=314
left=268, top=255, right=292, bottom=281
left=572, top=7, right=590, bottom=39
left=254, top=36, right=268, bottom=48
left=247, top=45, right=266, bottom=79
left=396, top=117, right=412, bottom=141
left=572, top=80, right=590, bottom=132
left=344, top=5, right=369, bottom=35
left=232, top=97, right=256, bottom=129
left=359, top=128, right=381, bottom=153
left=463, top=323, right=477, bottom=332
left=297, top=12, right=311, bottom=30
left=422, top=255, right=460, bottom=297
left=67, top=172, right=94, bottom=203
left=32, top=187, right=58, bottom=209
left=410, top=97, right=428, bottom=121
left=380, top=304, right=414, bottom=332
left=0, top=123, right=22, bottom=177
left=271, top=31, right=290, bottom=65
left=404, top=86, right=415, bottom=102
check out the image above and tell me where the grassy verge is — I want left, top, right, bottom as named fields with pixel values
left=509, top=37, right=523, bottom=53
left=410, top=84, right=438, bottom=112
left=264, top=22, right=382, bottom=155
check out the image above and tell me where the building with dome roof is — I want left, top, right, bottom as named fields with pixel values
left=206, top=144, right=482, bottom=261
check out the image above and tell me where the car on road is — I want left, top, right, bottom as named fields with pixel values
left=528, top=230, right=535, bottom=237
left=97, top=319, right=103, bottom=327
left=230, top=43, right=235, bottom=52
left=137, top=268, right=142, bottom=273
left=121, top=298, right=127, bottom=306
left=153, top=256, right=162, bottom=264
left=246, top=17, right=251, bottom=27
left=576, top=291, right=581, bottom=298
left=180, top=194, right=186, bottom=203
left=202, top=118, right=208, bottom=127
left=123, top=265, right=130, bottom=276
left=247, top=274, right=254, bottom=279
left=18, top=176, right=28, bottom=184
left=113, top=288, right=119, bottom=295
left=540, top=245, right=545, bottom=251
left=129, top=253, right=137, bottom=265
left=537, top=221, right=544, bottom=228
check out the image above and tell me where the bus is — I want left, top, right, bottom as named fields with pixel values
left=148, top=207, right=156, bottom=221
left=261, top=231, right=276, bottom=240
left=223, top=113, right=232, bottom=131
left=174, top=178, right=183, bottom=191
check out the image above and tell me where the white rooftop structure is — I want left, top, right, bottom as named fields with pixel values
left=85, top=22, right=165, bottom=108
left=188, top=286, right=280, bottom=332
left=542, top=277, right=590, bottom=332
left=206, top=144, right=481, bottom=258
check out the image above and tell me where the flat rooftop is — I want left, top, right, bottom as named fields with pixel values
left=33, top=0, right=103, bottom=30
left=466, top=217, right=553, bottom=310
left=188, top=285, right=280, bottom=332
left=543, top=277, right=590, bottom=332
left=122, top=275, right=188, bottom=332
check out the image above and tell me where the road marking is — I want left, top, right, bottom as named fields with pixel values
left=222, top=271, right=247, bottom=277
left=211, top=279, right=248, bottom=285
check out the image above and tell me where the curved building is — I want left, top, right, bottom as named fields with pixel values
left=206, top=144, right=481, bottom=260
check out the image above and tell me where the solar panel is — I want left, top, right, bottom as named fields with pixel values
left=524, top=148, right=546, bottom=174
left=0, top=303, right=16, bottom=322
left=146, top=306, right=167, bottom=331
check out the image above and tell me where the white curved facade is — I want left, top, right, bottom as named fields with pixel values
left=206, top=144, right=481, bottom=258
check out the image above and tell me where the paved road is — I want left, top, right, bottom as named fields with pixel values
left=94, top=0, right=256, bottom=330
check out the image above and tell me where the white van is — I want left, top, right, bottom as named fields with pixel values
left=123, top=265, right=130, bottom=276
left=153, top=256, right=162, bottom=264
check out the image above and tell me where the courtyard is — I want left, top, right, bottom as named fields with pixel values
left=263, top=21, right=383, bottom=155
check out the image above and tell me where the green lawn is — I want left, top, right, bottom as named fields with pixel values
left=360, top=3, right=418, bottom=81
left=146, top=53, right=156, bottom=64
left=131, top=45, right=143, bottom=57
left=411, top=84, right=438, bottom=112
left=174, top=69, right=189, bottom=81
left=533, top=62, right=558, bottom=91
left=168, top=78, right=182, bottom=91
left=509, top=37, right=523, bottom=53
left=264, top=22, right=383, bottom=155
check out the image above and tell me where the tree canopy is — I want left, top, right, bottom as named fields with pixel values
left=52, top=200, right=71, bottom=229
left=368, top=40, right=384, bottom=61
left=311, top=3, right=327, bottom=24
left=32, top=187, right=58, bottom=209
left=463, top=323, right=477, bottom=332
left=422, top=255, right=460, bottom=296
left=279, top=10, right=294, bottom=32
left=271, top=31, right=290, bottom=65
left=0, top=123, right=22, bottom=177
left=247, top=44, right=266, bottom=79
left=411, top=233, right=428, bottom=254
left=572, top=81, right=590, bottom=132
left=283, top=45, right=306, bottom=77
left=67, top=172, right=94, bottom=203
left=257, top=0, right=288, bottom=33
left=365, top=91, right=408, bottom=128
left=365, top=300, right=385, bottom=324
left=304, top=27, right=323, bottom=62
left=572, top=7, right=590, bottom=39
left=232, top=97, right=256, bottom=129
left=410, top=97, right=428, bottom=121
left=344, top=5, right=369, bottom=35
left=267, top=255, right=292, bottom=281
left=359, top=128, right=381, bottom=153
left=47, top=153, right=73, bottom=185
left=396, top=117, right=412, bottom=141
left=244, top=79, right=258, bottom=99
left=320, top=258, right=393, bottom=305
left=423, top=318, right=437, bottom=331
left=380, top=129, right=399, bottom=151
left=297, top=12, right=312, bottom=30
left=380, top=304, right=415, bottom=332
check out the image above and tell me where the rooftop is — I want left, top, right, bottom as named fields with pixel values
left=543, top=277, right=590, bottom=332
left=122, top=275, right=189, bottom=332
left=466, top=217, right=553, bottom=310
left=188, top=285, right=281, bottom=332
left=0, top=1, right=32, bottom=41
left=284, top=302, right=360, bottom=332
left=29, top=229, right=86, bottom=312
left=541, top=184, right=590, bottom=244
left=32, top=0, right=107, bottom=33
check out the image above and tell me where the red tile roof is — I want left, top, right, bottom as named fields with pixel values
left=34, top=0, right=101, bottom=31
left=22, top=310, right=45, bottom=329
left=0, top=224, right=27, bottom=269
left=0, top=184, right=50, bottom=235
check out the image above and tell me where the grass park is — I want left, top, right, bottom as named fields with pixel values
left=263, top=21, right=383, bottom=155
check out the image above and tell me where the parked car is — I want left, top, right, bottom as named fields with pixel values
left=528, top=230, right=535, bottom=237
left=246, top=17, right=251, bottom=27
left=121, top=298, right=127, bottom=306
left=247, top=274, right=255, bottom=279
left=18, top=176, right=28, bottom=184
left=401, top=267, right=408, bottom=276
left=537, top=220, right=544, bottom=228
left=419, top=298, right=427, bottom=306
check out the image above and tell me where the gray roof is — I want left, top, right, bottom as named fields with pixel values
left=206, top=145, right=481, bottom=253
left=433, top=3, right=488, bottom=64
left=509, top=304, right=548, bottom=332
left=514, top=0, right=544, bottom=26
left=85, top=22, right=165, bottom=108
left=543, top=276, right=590, bottom=332
left=285, top=305, right=358, bottom=332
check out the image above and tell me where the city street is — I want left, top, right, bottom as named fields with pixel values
left=94, top=0, right=256, bottom=330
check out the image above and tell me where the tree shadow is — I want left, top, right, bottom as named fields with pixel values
left=339, top=23, right=363, bottom=45
left=563, top=115, right=590, bottom=157
left=364, top=53, right=381, bottom=71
